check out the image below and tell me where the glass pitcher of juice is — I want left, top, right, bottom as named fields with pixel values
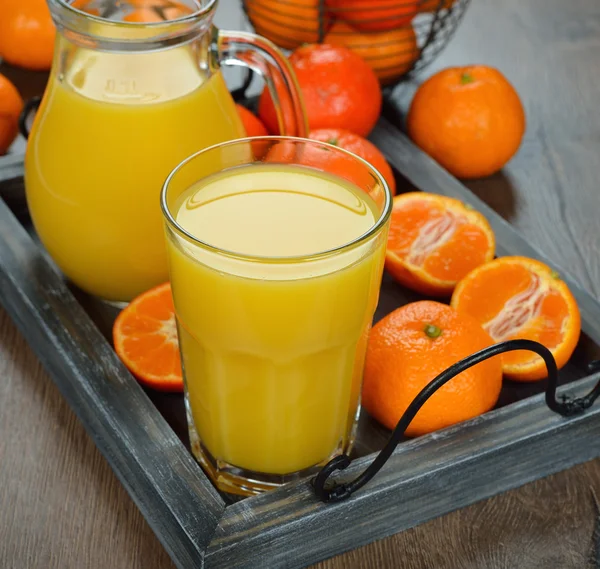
left=25, top=0, right=306, bottom=302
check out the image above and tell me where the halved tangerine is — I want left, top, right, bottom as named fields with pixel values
left=385, top=192, right=495, bottom=296
left=113, top=282, right=183, bottom=392
left=451, top=256, right=581, bottom=381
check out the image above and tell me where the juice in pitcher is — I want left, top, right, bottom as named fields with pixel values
left=25, top=0, right=306, bottom=302
left=26, top=47, right=244, bottom=301
left=162, top=138, right=392, bottom=495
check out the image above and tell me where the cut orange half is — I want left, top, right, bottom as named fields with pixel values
left=385, top=192, right=495, bottom=296
left=113, top=282, right=183, bottom=392
left=451, top=256, right=581, bottom=381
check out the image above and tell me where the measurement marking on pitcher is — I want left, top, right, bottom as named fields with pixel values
left=103, top=79, right=160, bottom=102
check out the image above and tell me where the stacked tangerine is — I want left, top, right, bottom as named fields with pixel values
left=245, top=0, right=459, bottom=85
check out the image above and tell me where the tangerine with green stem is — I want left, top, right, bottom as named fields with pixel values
left=309, top=128, right=396, bottom=194
left=363, top=300, right=503, bottom=437
left=407, top=66, right=526, bottom=179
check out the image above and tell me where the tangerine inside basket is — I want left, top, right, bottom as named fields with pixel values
left=243, top=0, right=472, bottom=86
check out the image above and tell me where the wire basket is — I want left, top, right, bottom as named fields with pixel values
left=242, top=0, right=471, bottom=86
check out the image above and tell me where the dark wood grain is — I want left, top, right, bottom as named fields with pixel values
left=0, top=306, right=176, bottom=569
left=313, top=459, right=600, bottom=569
left=2, top=0, right=600, bottom=567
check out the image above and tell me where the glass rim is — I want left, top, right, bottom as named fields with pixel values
left=161, top=136, right=393, bottom=264
left=51, top=0, right=217, bottom=29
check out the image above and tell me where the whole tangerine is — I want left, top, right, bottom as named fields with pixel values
left=325, top=0, right=419, bottom=32
left=323, top=21, right=419, bottom=85
left=258, top=44, right=381, bottom=138
left=122, top=0, right=194, bottom=22
left=407, top=65, right=526, bottom=179
left=0, top=0, right=56, bottom=71
left=309, top=128, right=396, bottom=194
left=246, top=0, right=324, bottom=50
left=264, top=137, right=383, bottom=202
left=0, top=74, right=24, bottom=155
left=363, top=300, right=503, bottom=437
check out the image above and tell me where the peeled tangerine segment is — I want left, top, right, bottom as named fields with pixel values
left=451, top=257, right=581, bottom=381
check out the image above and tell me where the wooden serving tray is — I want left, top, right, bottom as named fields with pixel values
left=1, top=115, right=600, bottom=569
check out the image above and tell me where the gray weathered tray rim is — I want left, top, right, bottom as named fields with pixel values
left=2, top=118, right=600, bottom=569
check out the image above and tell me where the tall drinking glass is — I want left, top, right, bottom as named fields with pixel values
left=162, top=137, right=392, bottom=495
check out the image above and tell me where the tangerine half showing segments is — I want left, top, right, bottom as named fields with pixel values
left=385, top=192, right=495, bottom=296
left=363, top=300, right=503, bottom=437
left=451, top=256, right=581, bottom=381
left=113, top=282, right=183, bottom=392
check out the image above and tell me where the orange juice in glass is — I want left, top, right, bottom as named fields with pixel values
left=25, top=0, right=305, bottom=303
left=162, top=138, right=392, bottom=495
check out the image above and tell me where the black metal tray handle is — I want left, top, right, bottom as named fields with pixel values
left=313, top=339, right=600, bottom=503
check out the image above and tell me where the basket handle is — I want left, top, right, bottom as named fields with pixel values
left=312, top=339, right=600, bottom=503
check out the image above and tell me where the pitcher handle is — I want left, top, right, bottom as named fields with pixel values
left=215, top=29, right=307, bottom=137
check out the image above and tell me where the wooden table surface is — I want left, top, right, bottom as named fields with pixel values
left=2, top=0, right=600, bottom=567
